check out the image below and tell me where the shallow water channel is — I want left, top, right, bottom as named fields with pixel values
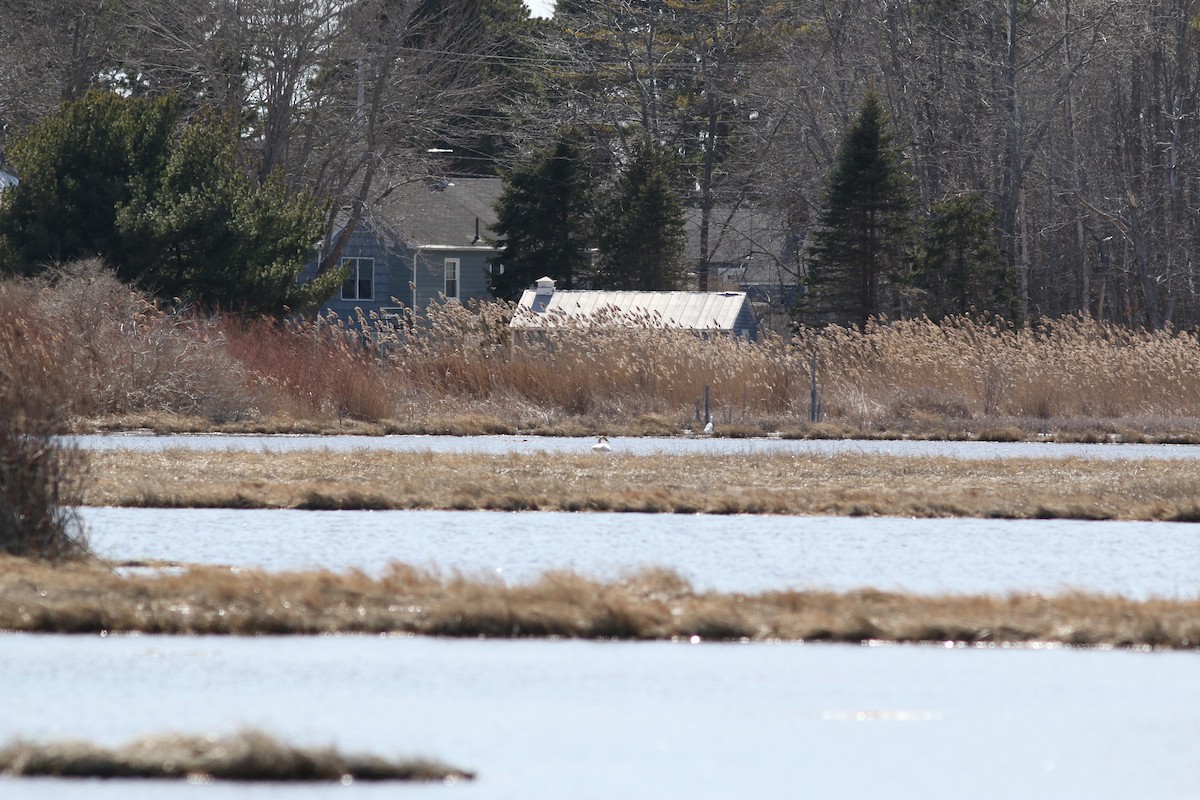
left=84, top=508, right=1200, bottom=598
left=7, top=437, right=1200, bottom=798
left=66, top=431, right=1200, bottom=460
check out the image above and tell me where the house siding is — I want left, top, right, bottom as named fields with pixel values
left=412, top=248, right=497, bottom=308
left=302, top=231, right=498, bottom=323
left=300, top=177, right=503, bottom=323
left=299, top=226, right=410, bottom=321
left=733, top=304, right=758, bottom=340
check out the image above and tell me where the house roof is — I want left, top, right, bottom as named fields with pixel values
left=683, top=205, right=803, bottom=287
left=511, top=284, right=754, bottom=332
left=0, top=168, right=17, bottom=190
left=374, top=176, right=502, bottom=250
left=684, top=206, right=787, bottom=264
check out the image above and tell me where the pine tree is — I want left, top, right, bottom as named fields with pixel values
left=798, top=89, right=914, bottom=328
left=0, top=91, right=178, bottom=277
left=0, top=91, right=338, bottom=314
left=116, top=109, right=335, bottom=314
left=592, top=137, right=686, bottom=291
left=488, top=132, right=594, bottom=300
left=914, top=192, right=1014, bottom=320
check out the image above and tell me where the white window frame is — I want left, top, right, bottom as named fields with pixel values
left=443, top=257, right=460, bottom=300
left=340, top=257, right=374, bottom=301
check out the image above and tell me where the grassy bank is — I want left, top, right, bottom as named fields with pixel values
left=0, top=730, right=472, bottom=782
left=11, top=263, right=1200, bottom=441
left=2, top=556, right=1197, bottom=648
left=83, top=448, right=1200, bottom=520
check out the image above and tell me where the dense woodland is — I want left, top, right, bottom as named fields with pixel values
left=1, top=0, right=1199, bottom=328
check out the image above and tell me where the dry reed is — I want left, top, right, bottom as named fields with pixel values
left=10, top=265, right=1200, bottom=439
left=0, top=261, right=247, bottom=423
left=2, top=556, right=1196, bottom=648
left=83, top=448, right=1200, bottom=521
left=0, top=729, right=472, bottom=782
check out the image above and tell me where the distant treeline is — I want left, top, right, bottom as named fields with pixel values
left=0, top=1, right=1197, bottom=327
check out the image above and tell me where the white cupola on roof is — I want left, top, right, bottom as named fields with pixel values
left=531, top=277, right=555, bottom=312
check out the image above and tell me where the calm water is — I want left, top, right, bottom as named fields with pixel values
left=65, top=432, right=1200, bottom=460
left=83, top=508, right=1200, bottom=599
left=2, top=635, right=1198, bottom=800
left=13, top=442, right=1200, bottom=797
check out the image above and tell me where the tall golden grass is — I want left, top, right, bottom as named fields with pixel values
left=10, top=261, right=1200, bottom=437
left=3, top=556, right=1197, bottom=648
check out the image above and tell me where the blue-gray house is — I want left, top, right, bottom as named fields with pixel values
left=686, top=205, right=802, bottom=331
left=301, top=177, right=502, bottom=322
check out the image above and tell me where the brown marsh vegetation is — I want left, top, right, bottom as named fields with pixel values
left=2, top=555, right=1197, bottom=649
left=5, top=262, right=1198, bottom=653
left=85, top=447, right=1200, bottom=521
left=10, top=261, right=1200, bottom=441
left=0, top=344, right=89, bottom=561
left=0, top=729, right=473, bottom=782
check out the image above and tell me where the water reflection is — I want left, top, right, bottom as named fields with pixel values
left=83, top=508, right=1200, bottom=599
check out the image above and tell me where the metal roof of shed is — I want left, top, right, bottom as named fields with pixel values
left=511, top=287, right=753, bottom=331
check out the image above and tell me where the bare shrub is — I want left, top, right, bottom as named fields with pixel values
left=0, top=378, right=89, bottom=561
left=0, top=261, right=251, bottom=422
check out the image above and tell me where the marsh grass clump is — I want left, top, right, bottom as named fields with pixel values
left=3, top=557, right=1198, bottom=648
left=796, top=315, right=1200, bottom=432
left=220, top=313, right=391, bottom=423
left=0, top=729, right=473, bottom=782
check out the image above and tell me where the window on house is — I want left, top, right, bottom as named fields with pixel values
left=340, top=257, right=374, bottom=301
left=444, top=258, right=459, bottom=300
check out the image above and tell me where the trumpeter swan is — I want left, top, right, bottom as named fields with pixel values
left=592, top=435, right=612, bottom=453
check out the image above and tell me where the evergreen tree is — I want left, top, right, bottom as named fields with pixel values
left=591, top=137, right=686, bottom=291
left=0, top=91, right=177, bottom=277
left=798, top=89, right=914, bottom=328
left=0, top=91, right=339, bottom=314
left=489, top=132, right=594, bottom=300
left=115, top=110, right=335, bottom=314
left=914, top=192, right=1014, bottom=320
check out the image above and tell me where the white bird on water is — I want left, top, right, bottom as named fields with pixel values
left=592, top=435, right=612, bottom=453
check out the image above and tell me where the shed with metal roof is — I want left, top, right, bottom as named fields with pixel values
left=511, top=277, right=758, bottom=341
